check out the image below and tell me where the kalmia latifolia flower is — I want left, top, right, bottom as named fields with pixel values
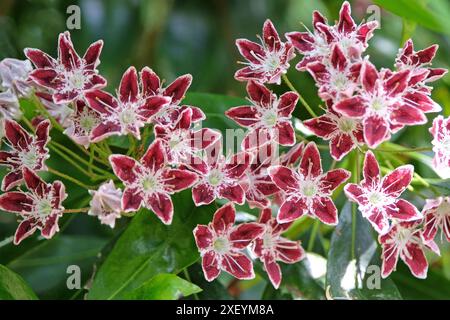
left=344, top=151, right=421, bottom=235
left=0, top=167, right=66, bottom=245
left=379, top=221, right=439, bottom=279
left=235, top=19, right=295, bottom=84
left=226, top=81, right=298, bottom=149
left=138, top=69, right=205, bottom=125
left=64, top=100, right=100, bottom=147
left=193, top=203, right=265, bottom=281
left=286, top=1, right=378, bottom=70
left=269, top=142, right=351, bottom=225
left=335, top=61, right=427, bottom=148
left=0, top=119, right=50, bottom=191
left=252, top=208, right=305, bottom=289
left=192, top=142, right=252, bottom=206
left=88, top=180, right=123, bottom=228
left=422, top=197, right=450, bottom=243
left=430, top=115, right=450, bottom=179
left=0, top=58, right=34, bottom=97
left=303, top=104, right=363, bottom=161
left=109, top=140, right=198, bottom=225
left=85, top=66, right=171, bottom=141
left=154, top=108, right=221, bottom=173
left=25, top=31, right=106, bottom=104
left=239, top=144, right=280, bottom=208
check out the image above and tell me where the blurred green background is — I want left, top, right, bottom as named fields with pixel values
left=0, top=0, right=449, bottom=300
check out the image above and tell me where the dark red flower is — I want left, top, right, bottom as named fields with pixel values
left=422, top=197, right=450, bottom=243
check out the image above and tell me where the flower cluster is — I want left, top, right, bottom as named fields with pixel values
left=0, top=0, right=447, bottom=291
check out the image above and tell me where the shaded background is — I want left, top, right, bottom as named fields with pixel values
left=0, top=0, right=449, bottom=300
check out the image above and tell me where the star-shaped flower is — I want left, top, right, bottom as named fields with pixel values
left=235, top=19, right=295, bottom=84
left=344, top=151, right=422, bottom=234
left=0, top=167, right=66, bottom=245
left=63, top=100, right=100, bottom=148
left=25, top=31, right=106, bottom=104
left=193, top=203, right=265, bottom=281
left=422, top=197, right=450, bottom=243
left=379, top=221, right=439, bottom=279
left=286, top=1, right=378, bottom=70
left=154, top=108, right=221, bottom=174
left=225, top=81, right=298, bottom=150
left=252, top=208, right=305, bottom=289
left=303, top=104, right=364, bottom=161
left=109, top=140, right=198, bottom=225
left=85, top=66, right=171, bottom=141
left=269, top=142, right=351, bottom=225
left=138, top=68, right=205, bottom=125
left=334, top=61, right=427, bottom=148
left=191, top=142, right=252, bottom=206
left=0, top=119, right=50, bottom=191
left=430, top=115, right=450, bottom=179
left=88, top=180, right=123, bottom=229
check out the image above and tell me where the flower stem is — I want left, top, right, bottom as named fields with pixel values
left=375, top=146, right=432, bottom=153
left=351, top=150, right=361, bottom=261
left=307, top=220, right=320, bottom=252
left=282, top=74, right=318, bottom=118
left=64, top=208, right=90, bottom=213
left=47, top=167, right=95, bottom=190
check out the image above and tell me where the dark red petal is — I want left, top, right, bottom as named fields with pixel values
left=334, top=97, right=367, bottom=117
left=225, top=106, right=259, bottom=127
left=236, top=39, right=265, bottom=64
left=193, top=225, right=213, bottom=250
left=139, top=96, right=170, bottom=120
left=218, top=184, right=245, bottom=205
left=23, top=167, right=48, bottom=196
left=264, top=258, right=282, bottom=289
left=35, top=119, right=51, bottom=149
left=162, top=169, right=198, bottom=192
left=362, top=151, right=381, bottom=186
left=83, top=40, right=103, bottom=69
left=212, top=203, right=235, bottom=234
left=344, top=184, right=367, bottom=205
left=90, top=122, right=121, bottom=143
left=363, top=116, right=389, bottom=148
left=299, top=142, right=322, bottom=178
left=285, top=32, right=315, bottom=53
left=28, top=69, right=59, bottom=89
left=361, top=61, right=379, bottom=93
left=202, top=251, right=221, bottom=281
left=357, top=21, right=378, bottom=43
left=53, top=90, right=79, bottom=104
left=312, top=197, right=338, bottom=225
left=320, top=169, right=351, bottom=193
left=277, top=198, right=306, bottom=223
left=191, top=128, right=221, bottom=150
left=119, top=66, right=139, bottom=103
left=303, top=115, right=337, bottom=139
left=192, top=183, right=216, bottom=206
left=58, top=31, right=81, bottom=70
left=368, top=208, right=390, bottom=235
left=84, top=90, right=118, bottom=114
left=41, top=214, right=60, bottom=239
left=331, top=44, right=347, bottom=71
left=280, top=142, right=304, bottom=166
left=246, top=81, right=273, bottom=106
left=263, top=19, right=281, bottom=51
left=416, top=44, right=438, bottom=65
left=275, top=122, right=295, bottom=146
left=221, top=252, right=255, bottom=280
left=163, top=74, right=192, bottom=105
left=1, top=171, right=24, bottom=192
left=141, top=140, right=166, bottom=172
left=381, top=242, right=399, bottom=278
left=403, top=243, right=428, bottom=279
left=277, top=92, right=298, bottom=117
left=276, top=239, right=304, bottom=264
left=268, top=165, right=299, bottom=193
left=140, top=67, right=161, bottom=96
left=230, top=222, right=265, bottom=249
left=337, top=1, right=356, bottom=34
left=24, top=48, right=55, bottom=68
left=330, top=133, right=355, bottom=161
left=387, top=199, right=421, bottom=222
left=122, top=187, right=143, bottom=212
left=146, top=192, right=174, bottom=225
left=390, top=105, right=427, bottom=125
left=0, top=192, right=33, bottom=213
left=224, top=152, right=251, bottom=178
left=109, top=155, right=139, bottom=184
left=306, top=62, right=328, bottom=84
left=381, top=165, right=413, bottom=197
left=384, top=69, right=410, bottom=96
left=14, top=218, right=37, bottom=245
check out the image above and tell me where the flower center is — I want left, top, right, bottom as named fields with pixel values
left=436, top=199, right=450, bottom=217
left=208, top=169, right=223, bottom=187
left=19, top=148, right=38, bottom=169
left=36, top=198, right=53, bottom=216
left=67, top=70, right=86, bottom=90
left=337, top=117, right=356, bottom=133
left=331, top=72, right=348, bottom=91
left=368, top=191, right=385, bottom=206
left=213, top=236, right=230, bottom=254
left=263, top=52, right=281, bottom=72
left=79, top=111, right=97, bottom=132
left=119, top=107, right=137, bottom=125
left=262, top=232, right=275, bottom=250
left=262, top=109, right=278, bottom=127
left=302, top=181, right=318, bottom=197
left=141, top=175, right=159, bottom=192
left=370, top=97, right=387, bottom=112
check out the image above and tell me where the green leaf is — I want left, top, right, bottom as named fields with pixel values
left=123, top=273, right=201, bottom=300
left=0, top=264, right=38, bottom=300
left=88, top=190, right=215, bottom=300
left=326, top=203, right=402, bottom=300
left=373, top=0, right=450, bottom=35
left=5, top=235, right=107, bottom=300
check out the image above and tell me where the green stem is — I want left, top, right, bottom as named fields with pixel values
left=282, top=74, right=317, bottom=118
left=48, top=167, right=95, bottom=190
left=351, top=150, right=361, bottom=261
left=307, top=220, right=320, bottom=252
left=64, top=207, right=90, bottom=213
left=375, top=146, right=432, bottom=153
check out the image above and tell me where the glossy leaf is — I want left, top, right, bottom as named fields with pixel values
left=0, top=264, right=37, bottom=300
